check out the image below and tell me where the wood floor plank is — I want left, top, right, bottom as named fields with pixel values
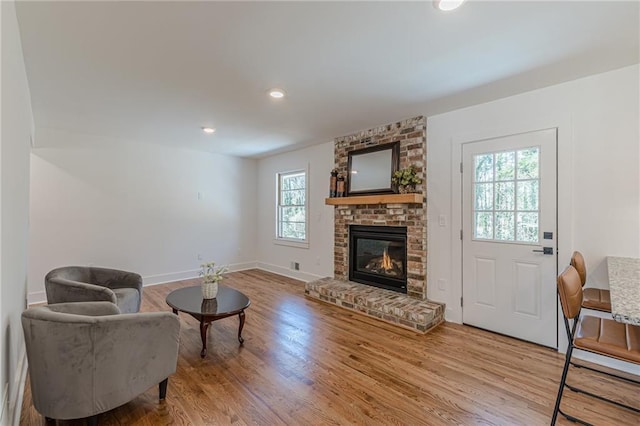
left=20, top=269, right=639, bottom=425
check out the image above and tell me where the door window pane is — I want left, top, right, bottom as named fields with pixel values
left=517, top=148, right=539, bottom=179
left=495, top=151, right=515, bottom=181
left=495, top=212, right=515, bottom=241
left=475, top=212, right=493, bottom=239
left=495, top=182, right=514, bottom=211
left=474, top=183, right=493, bottom=210
left=517, top=212, right=539, bottom=242
left=517, top=180, right=538, bottom=211
left=474, top=154, right=493, bottom=182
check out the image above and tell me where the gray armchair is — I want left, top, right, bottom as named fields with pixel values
left=45, top=266, right=143, bottom=313
left=22, top=302, right=180, bottom=425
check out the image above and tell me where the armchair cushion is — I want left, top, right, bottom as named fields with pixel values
left=22, top=302, right=180, bottom=421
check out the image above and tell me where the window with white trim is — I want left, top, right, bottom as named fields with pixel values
left=276, top=170, right=307, bottom=242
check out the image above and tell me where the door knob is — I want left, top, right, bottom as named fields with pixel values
left=532, top=247, right=553, bottom=255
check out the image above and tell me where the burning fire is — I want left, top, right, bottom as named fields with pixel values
left=381, top=248, right=393, bottom=271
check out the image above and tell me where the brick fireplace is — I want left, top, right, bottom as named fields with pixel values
left=305, top=116, right=445, bottom=333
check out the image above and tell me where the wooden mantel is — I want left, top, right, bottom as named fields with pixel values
left=324, top=193, right=422, bottom=206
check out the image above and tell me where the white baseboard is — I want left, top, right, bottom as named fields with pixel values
left=9, top=347, right=27, bottom=426
left=27, top=262, right=261, bottom=305
left=1, top=382, right=7, bottom=426
left=255, top=262, right=325, bottom=283
left=27, top=291, right=45, bottom=306
left=142, top=261, right=259, bottom=287
left=225, top=261, right=259, bottom=273
left=142, top=268, right=199, bottom=286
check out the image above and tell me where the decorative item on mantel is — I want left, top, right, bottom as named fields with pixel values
left=329, top=169, right=338, bottom=197
left=336, top=174, right=346, bottom=197
left=391, top=165, right=422, bottom=194
left=199, top=261, right=228, bottom=299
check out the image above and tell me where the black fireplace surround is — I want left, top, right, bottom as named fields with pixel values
left=349, top=225, right=407, bottom=293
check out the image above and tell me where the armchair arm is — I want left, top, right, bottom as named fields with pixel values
left=45, top=277, right=117, bottom=305
left=92, top=312, right=180, bottom=410
left=46, top=301, right=121, bottom=316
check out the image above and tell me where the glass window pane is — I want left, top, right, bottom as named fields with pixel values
left=517, top=148, right=539, bottom=179
left=293, top=222, right=306, bottom=240
left=281, top=206, right=305, bottom=222
left=474, top=154, right=493, bottom=182
left=281, top=221, right=306, bottom=240
left=495, top=182, right=514, bottom=211
left=517, top=180, right=539, bottom=211
left=517, top=212, right=538, bottom=242
left=495, top=212, right=515, bottom=241
left=474, top=183, right=493, bottom=210
left=495, top=151, right=515, bottom=181
left=281, top=189, right=305, bottom=206
left=281, top=176, right=291, bottom=190
left=282, top=174, right=305, bottom=190
left=475, top=212, right=493, bottom=239
left=280, top=222, right=294, bottom=238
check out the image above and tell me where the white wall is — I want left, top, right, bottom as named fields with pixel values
left=256, top=141, right=334, bottom=281
left=427, top=65, right=640, bottom=373
left=426, top=64, right=639, bottom=323
left=0, top=0, right=33, bottom=423
left=28, top=138, right=258, bottom=302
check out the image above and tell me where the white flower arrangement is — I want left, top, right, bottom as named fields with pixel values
left=199, top=261, right=228, bottom=284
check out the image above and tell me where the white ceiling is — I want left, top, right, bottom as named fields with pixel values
left=16, top=1, right=640, bottom=158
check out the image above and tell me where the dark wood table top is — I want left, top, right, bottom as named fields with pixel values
left=166, top=285, right=250, bottom=317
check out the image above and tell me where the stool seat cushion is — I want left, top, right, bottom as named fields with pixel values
left=582, top=287, right=611, bottom=312
left=575, top=315, right=640, bottom=364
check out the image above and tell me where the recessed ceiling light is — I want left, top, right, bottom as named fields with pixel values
left=433, top=0, right=466, bottom=11
left=269, top=88, right=286, bottom=99
left=202, top=127, right=216, bottom=134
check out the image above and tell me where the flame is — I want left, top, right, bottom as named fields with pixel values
left=382, top=248, right=393, bottom=271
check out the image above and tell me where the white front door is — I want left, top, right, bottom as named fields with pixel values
left=462, top=129, right=557, bottom=348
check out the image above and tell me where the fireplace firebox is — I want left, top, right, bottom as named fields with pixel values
left=349, top=225, right=407, bottom=293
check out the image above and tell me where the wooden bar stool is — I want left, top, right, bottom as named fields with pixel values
left=551, top=265, right=640, bottom=425
left=570, top=251, right=612, bottom=312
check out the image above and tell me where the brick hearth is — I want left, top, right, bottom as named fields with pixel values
left=305, top=116, right=445, bottom=333
left=306, top=278, right=444, bottom=332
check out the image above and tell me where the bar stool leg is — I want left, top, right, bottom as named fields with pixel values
left=551, top=343, right=574, bottom=425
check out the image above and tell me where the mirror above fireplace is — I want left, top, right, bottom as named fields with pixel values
left=347, top=142, right=399, bottom=195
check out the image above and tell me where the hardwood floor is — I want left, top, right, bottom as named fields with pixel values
left=21, top=269, right=639, bottom=425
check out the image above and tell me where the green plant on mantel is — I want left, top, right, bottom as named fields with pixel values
left=392, top=165, right=422, bottom=189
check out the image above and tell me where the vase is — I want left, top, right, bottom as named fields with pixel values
left=399, top=184, right=415, bottom=194
left=201, top=281, right=219, bottom=299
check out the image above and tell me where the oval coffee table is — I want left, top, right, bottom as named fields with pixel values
left=166, top=285, right=250, bottom=358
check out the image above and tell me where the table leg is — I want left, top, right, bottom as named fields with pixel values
left=199, top=321, right=210, bottom=358
left=238, top=310, right=245, bottom=345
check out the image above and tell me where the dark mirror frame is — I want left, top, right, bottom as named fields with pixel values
left=347, top=142, right=400, bottom=195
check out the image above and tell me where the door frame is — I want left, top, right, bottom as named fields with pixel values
left=448, top=114, right=573, bottom=350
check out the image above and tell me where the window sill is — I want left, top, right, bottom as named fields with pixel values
left=273, top=239, right=310, bottom=249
